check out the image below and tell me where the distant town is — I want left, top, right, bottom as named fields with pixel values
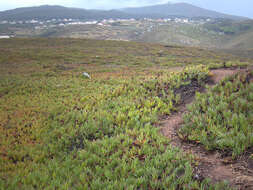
left=0, top=17, right=213, bottom=38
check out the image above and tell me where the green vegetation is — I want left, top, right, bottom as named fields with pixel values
left=0, top=38, right=239, bottom=189
left=0, top=38, right=244, bottom=75
left=179, top=72, right=253, bottom=158
left=202, top=19, right=253, bottom=51
left=0, top=63, right=220, bottom=189
left=204, top=19, right=253, bottom=35
left=2, top=19, right=253, bottom=54
left=0, top=63, right=225, bottom=189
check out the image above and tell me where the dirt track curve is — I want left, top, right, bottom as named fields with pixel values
left=160, top=68, right=253, bottom=190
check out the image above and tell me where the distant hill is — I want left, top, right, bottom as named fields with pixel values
left=202, top=19, right=253, bottom=49
left=121, top=2, right=246, bottom=20
left=223, top=28, right=253, bottom=50
left=0, top=3, right=247, bottom=21
left=0, top=5, right=132, bottom=21
left=204, top=19, right=253, bottom=35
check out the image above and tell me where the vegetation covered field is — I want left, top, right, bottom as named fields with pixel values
left=179, top=71, right=253, bottom=158
left=0, top=38, right=251, bottom=189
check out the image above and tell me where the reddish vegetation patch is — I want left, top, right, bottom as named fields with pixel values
left=210, top=69, right=239, bottom=83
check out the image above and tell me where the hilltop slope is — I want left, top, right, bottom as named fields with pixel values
left=0, top=5, right=132, bottom=21
left=0, top=3, right=246, bottom=21
left=121, top=2, right=246, bottom=20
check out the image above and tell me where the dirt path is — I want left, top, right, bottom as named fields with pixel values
left=160, top=68, right=253, bottom=190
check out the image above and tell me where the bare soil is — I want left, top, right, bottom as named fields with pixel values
left=160, top=68, right=253, bottom=190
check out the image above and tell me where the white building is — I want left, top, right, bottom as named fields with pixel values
left=30, top=20, right=38, bottom=24
left=0, top=36, right=10, bottom=39
left=0, top=21, right=8, bottom=24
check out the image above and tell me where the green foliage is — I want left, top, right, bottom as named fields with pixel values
left=204, top=19, right=253, bottom=35
left=0, top=38, right=247, bottom=74
left=0, top=38, right=242, bottom=189
left=179, top=72, right=253, bottom=158
left=0, top=62, right=231, bottom=189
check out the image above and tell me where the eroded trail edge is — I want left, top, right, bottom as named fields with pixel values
left=160, top=68, right=253, bottom=190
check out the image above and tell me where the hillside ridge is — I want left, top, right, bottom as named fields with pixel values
left=0, top=3, right=246, bottom=21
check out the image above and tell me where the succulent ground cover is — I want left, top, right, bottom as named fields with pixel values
left=179, top=71, right=253, bottom=158
left=1, top=65, right=223, bottom=189
left=0, top=38, right=250, bottom=189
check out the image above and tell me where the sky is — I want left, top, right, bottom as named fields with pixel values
left=0, top=0, right=252, bottom=18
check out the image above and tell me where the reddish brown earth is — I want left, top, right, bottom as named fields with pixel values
left=160, top=68, right=253, bottom=190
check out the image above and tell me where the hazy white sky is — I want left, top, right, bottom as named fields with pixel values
left=1, top=0, right=252, bottom=18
